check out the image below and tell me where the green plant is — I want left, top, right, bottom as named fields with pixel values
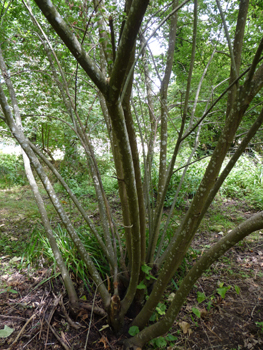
left=192, top=307, right=201, bottom=319
left=216, top=282, right=231, bottom=299
left=197, top=291, right=206, bottom=303
left=149, top=333, right=178, bottom=349
left=128, top=326, right=140, bottom=336
left=149, top=302, right=167, bottom=322
left=137, top=264, right=157, bottom=290
left=2, top=1, right=263, bottom=348
left=21, top=224, right=110, bottom=292
left=0, top=152, right=26, bottom=189
left=0, top=286, right=18, bottom=295
left=216, top=282, right=241, bottom=299
left=256, top=322, right=263, bottom=333
left=206, top=300, right=213, bottom=311
left=220, top=154, right=263, bottom=209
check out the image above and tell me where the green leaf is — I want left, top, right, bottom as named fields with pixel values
left=165, top=334, right=177, bottom=341
left=0, top=325, right=14, bottom=338
left=234, top=285, right=240, bottom=295
left=156, top=302, right=166, bottom=315
left=155, top=337, right=167, bottom=348
left=149, top=312, right=156, bottom=322
left=128, top=326, right=139, bottom=336
left=9, top=289, right=18, bottom=294
left=141, top=264, right=152, bottom=275
left=207, top=301, right=212, bottom=310
left=192, top=307, right=201, bottom=318
left=197, top=291, right=206, bottom=303
left=137, top=281, right=146, bottom=289
left=217, top=286, right=231, bottom=299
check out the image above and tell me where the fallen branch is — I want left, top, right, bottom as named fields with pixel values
left=44, top=293, right=62, bottom=350
left=79, top=302, right=107, bottom=317
left=47, top=322, right=71, bottom=350
left=59, top=298, right=83, bottom=330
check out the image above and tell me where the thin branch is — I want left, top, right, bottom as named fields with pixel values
left=121, top=0, right=191, bottom=102
left=33, top=0, right=108, bottom=94
left=109, top=16, right=116, bottom=62
left=181, top=65, right=253, bottom=141
left=216, top=0, right=238, bottom=80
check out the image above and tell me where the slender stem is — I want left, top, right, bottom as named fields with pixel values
left=215, top=0, right=237, bottom=80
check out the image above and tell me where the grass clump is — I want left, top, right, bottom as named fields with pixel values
left=21, top=224, right=110, bottom=292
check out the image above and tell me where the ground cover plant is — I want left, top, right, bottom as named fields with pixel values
left=0, top=0, right=263, bottom=349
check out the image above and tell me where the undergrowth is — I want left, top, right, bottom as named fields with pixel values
left=0, top=152, right=27, bottom=189
left=21, top=224, right=110, bottom=292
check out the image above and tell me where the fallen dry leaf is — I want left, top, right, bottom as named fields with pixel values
left=99, top=336, right=108, bottom=349
left=179, top=321, right=191, bottom=334
left=200, top=308, right=208, bottom=318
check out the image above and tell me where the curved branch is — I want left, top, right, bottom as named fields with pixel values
left=216, top=0, right=238, bottom=80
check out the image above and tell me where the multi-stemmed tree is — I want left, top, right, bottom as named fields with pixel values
left=0, top=0, right=263, bottom=348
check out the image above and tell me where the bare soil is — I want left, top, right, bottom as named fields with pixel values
left=0, top=190, right=263, bottom=350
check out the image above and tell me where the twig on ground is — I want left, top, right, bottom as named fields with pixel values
left=59, top=298, right=83, bottom=329
left=7, top=312, right=36, bottom=350
left=47, top=321, right=71, bottom=350
left=203, top=322, right=222, bottom=341
left=251, top=304, right=258, bottom=317
left=79, top=302, right=107, bottom=317
left=44, top=293, right=62, bottom=350
left=0, top=314, right=27, bottom=321
left=22, top=331, right=40, bottom=348
left=84, top=286, right=98, bottom=350
left=201, top=319, right=213, bottom=349
left=94, top=324, right=115, bottom=350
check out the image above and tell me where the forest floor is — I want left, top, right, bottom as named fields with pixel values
left=0, top=186, right=263, bottom=350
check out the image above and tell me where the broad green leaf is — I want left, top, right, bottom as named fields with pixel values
left=217, top=286, right=231, bottom=299
left=141, top=264, right=152, bottom=275
left=8, top=289, right=18, bottom=294
left=155, top=337, right=167, bottom=347
left=192, top=307, right=201, bottom=318
left=149, top=312, right=156, bottom=322
left=0, top=325, right=14, bottom=338
left=156, top=303, right=166, bottom=315
left=137, top=281, right=146, bottom=289
left=165, top=334, right=177, bottom=341
left=197, top=291, right=206, bottom=303
left=128, top=326, right=139, bottom=336
left=234, top=285, right=240, bottom=295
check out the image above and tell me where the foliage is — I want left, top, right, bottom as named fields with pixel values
left=221, top=153, right=263, bottom=209
left=0, top=152, right=27, bottom=189
left=256, top=322, right=263, bottom=333
left=22, top=224, right=110, bottom=291
left=1, top=0, right=263, bottom=348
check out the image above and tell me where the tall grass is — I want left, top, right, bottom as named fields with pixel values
left=22, top=224, right=111, bottom=292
